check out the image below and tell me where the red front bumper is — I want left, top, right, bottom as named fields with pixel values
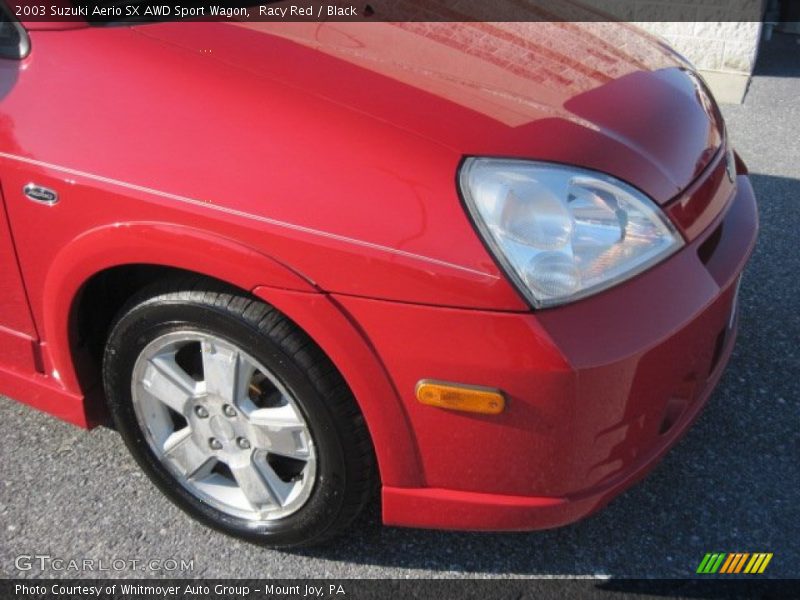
left=336, top=171, right=758, bottom=531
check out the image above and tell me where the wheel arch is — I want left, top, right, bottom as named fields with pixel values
left=41, top=221, right=422, bottom=488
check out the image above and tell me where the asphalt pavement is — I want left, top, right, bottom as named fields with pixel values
left=1, top=33, right=798, bottom=580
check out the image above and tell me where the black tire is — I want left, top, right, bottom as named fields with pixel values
left=102, top=275, right=376, bottom=547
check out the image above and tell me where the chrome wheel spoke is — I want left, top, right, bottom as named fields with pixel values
left=163, top=428, right=214, bottom=479
left=248, top=406, right=311, bottom=460
left=201, top=340, right=241, bottom=402
left=231, top=458, right=288, bottom=509
left=248, top=403, right=304, bottom=428
left=142, top=354, right=197, bottom=415
left=263, top=428, right=310, bottom=460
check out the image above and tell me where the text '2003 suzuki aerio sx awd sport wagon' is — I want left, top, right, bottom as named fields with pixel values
left=0, top=13, right=757, bottom=547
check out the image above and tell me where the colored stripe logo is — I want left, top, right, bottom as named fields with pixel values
left=697, top=552, right=773, bottom=574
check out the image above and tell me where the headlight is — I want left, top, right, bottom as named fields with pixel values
left=459, top=158, right=684, bottom=308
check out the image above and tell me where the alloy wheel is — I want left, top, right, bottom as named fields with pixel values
left=130, top=331, right=317, bottom=521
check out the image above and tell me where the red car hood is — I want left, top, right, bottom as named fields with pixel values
left=138, top=21, right=724, bottom=205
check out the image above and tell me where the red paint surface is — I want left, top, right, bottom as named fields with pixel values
left=0, top=22, right=756, bottom=530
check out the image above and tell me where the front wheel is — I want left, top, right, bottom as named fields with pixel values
left=102, top=277, right=376, bottom=547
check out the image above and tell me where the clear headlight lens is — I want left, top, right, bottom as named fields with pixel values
left=460, top=158, right=684, bottom=308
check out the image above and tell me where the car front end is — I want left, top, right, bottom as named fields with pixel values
left=369, top=145, right=757, bottom=529
left=288, top=23, right=759, bottom=530
left=2, top=18, right=759, bottom=539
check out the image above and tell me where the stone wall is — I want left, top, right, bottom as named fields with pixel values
left=381, top=0, right=767, bottom=103
left=638, top=21, right=762, bottom=73
left=638, top=20, right=763, bottom=102
left=581, top=0, right=766, bottom=102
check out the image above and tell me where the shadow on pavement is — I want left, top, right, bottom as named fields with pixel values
left=754, top=32, right=800, bottom=77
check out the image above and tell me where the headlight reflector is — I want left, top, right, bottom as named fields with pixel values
left=460, top=158, right=684, bottom=308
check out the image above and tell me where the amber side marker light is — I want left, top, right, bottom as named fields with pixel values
left=415, top=380, right=506, bottom=415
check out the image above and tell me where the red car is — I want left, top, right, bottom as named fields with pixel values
left=0, top=14, right=757, bottom=547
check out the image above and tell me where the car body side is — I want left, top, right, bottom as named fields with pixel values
left=0, top=23, right=527, bottom=493
left=0, top=22, right=757, bottom=530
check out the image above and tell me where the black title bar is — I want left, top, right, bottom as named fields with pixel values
left=3, top=579, right=800, bottom=600
left=7, top=0, right=766, bottom=23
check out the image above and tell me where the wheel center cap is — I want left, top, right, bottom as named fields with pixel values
left=209, top=415, right=235, bottom=441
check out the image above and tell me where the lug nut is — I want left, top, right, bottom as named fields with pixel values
left=194, top=406, right=209, bottom=419
left=209, top=438, right=223, bottom=450
left=223, top=404, right=237, bottom=418
left=236, top=437, right=251, bottom=450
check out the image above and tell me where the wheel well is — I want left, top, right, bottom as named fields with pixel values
left=70, top=265, right=243, bottom=420
left=70, top=264, right=394, bottom=488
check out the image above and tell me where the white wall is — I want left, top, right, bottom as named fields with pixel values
left=639, top=21, right=763, bottom=102
left=578, top=0, right=765, bottom=102
left=639, top=21, right=762, bottom=72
